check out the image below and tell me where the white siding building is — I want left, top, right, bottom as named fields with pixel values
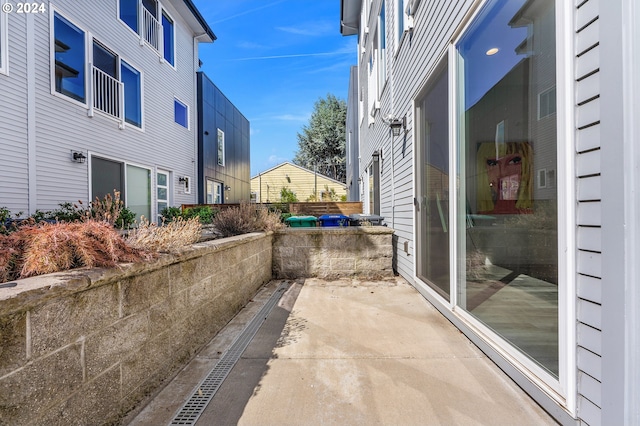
left=341, top=0, right=640, bottom=424
left=0, top=0, right=215, bottom=222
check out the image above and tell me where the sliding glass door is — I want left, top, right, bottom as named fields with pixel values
left=455, top=0, right=558, bottom=376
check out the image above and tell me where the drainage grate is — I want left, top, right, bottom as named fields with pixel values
left=169, top=282, right=290, bottom=426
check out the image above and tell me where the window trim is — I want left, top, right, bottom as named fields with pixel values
left=120, top=57, right=144, bottom=130
left=378, top=1, right=387, bottom=96
left=0, top=0, right=8, bottom=76
left=50, top=7, right=89, bottom=108
left=174, top=97, right=190, bottom=129
left=117, top=0, right=140, bottom=37
left=87, top=36, right=144, bottom=130
left=217, top=128, right=225, bottom=166
left=161, top=7, right=176, bottom=68
left=88, top=151, right=153, bottom=219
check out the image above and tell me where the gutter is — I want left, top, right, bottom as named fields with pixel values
left=182, top=0, right=217, bottom=41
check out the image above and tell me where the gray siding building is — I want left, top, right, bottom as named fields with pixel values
left=196, top=72, right=250, bottom=204
left=0, top=0, right=215, bottom=222
left=341, top=0, right=640, bottom=424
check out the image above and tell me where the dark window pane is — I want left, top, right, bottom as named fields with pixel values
left=174, top=99, right=188, bottom=128
left=54, top=13, right=85, bottom=102
left=162, top=12, right=174, bottom=65
left=121, top=61, right=141, bottom=127
left=417, top=62, right=450, bottom=299
left=92, top=157, right=124, bottom=201
left=119, top=0, right=138, bottom=32
left=93, top=41, right=117, bottom=78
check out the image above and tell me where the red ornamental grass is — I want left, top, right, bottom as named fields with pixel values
left=0, top=221, right=151, bottom=282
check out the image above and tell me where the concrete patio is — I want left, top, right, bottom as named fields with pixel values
left=127, top=277, right=557, bottom=425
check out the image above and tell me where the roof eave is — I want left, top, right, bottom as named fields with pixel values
left=340, top=0, right=361, bottom=36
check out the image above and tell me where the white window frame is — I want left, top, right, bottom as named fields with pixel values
left=394, top=0, right=407, bottom=54
left=174, top=97, right=190, bottom=129
left=410, top=0, right=576, bottom=417
left=538, top=85, right=557, bottom=120
left=88, top=37, right=144, bottom=130
left=217, top=128, right=225, bottom=166
left=0, top=0, right=8, bottom=75
left=378, top=1, right=387, bottom=96
left=156, top=169, right=171, bottom=223
left=119, top=57, right=145, bottom=130
left=87, top=152, right=153, bottom=221
left=49, top=7, right=89, bottom=108
left=160, top=7, right=176, bottom=69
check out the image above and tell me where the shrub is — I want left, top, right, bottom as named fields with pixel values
left=161, top=206, right=182, bottom=222
left=212, top=201, right=283, bottom=238
left=280, top=187, right=298, bottom=203
left=115, top=207, right=136, bottom=229
left=127, top=217, right=202, bottom=252
left=46, top=202, right=85, bottom=222
left=0, top=220, right=149, bottom=282
left=182, top=206, right=216, bottom=224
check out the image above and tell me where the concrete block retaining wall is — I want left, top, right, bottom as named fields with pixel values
left=0, top=227, right=394, bottom=425
left=272, top=227, right=395, bottom=279
left=0, top=232, right=273, bottom=425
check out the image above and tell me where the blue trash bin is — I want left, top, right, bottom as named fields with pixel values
left=318, top=214, right=349, bottom=227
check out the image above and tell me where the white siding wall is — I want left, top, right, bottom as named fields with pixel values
left=1, top=0, right=202, bottom=215
left=355, top=0, right=605, bottom=423
left=0, top=14, right=29, bottom=213
left=358, top=0, right=472, bottom=283
left=574, top=0, right=602, bottom=423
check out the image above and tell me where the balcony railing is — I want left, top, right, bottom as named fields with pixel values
left=89, top=65, right=125, bottom=129
left=141, top=6, right=161, bottom=52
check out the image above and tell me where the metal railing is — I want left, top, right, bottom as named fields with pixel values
left=90, top=65, right=125, bottom=128
left=142, top=6, right=161, bottom=52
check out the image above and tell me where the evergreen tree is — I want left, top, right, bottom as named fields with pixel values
left=293, top=93, right=346, bottom=183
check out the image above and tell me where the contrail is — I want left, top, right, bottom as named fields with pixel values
left=211, top=0, right=289, bottom=24
left=228, top=51, right=350, bottom=62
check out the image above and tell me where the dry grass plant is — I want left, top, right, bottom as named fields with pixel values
left=212, top=201, right=283, bottom=238
left=127, top=216, right=202, bottom=252
left=0, top=220, right=149, bottom=282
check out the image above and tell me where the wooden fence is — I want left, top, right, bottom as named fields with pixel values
left=181, top=202, right=363, bottom=216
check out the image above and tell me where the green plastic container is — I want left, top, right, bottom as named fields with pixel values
left=285, top=215, right=317, bottom=227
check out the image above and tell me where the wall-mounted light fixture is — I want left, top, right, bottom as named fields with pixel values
left=72, top=151, right=87, bottom=163
left=389, top=116, right=406, bottom=136
left=224, top=185, right=231, bottom=191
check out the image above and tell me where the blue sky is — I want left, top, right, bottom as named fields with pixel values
left=192, top=1, right=357, bottom=176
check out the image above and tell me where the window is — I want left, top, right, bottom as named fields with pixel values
left=0, top=0, right=8, bottom=75
left=121, top=61, right=141, bottom=127
left=416, top=60, right=450, bottom=300
left=538, top=86, right=557, bottom=119
left=53, top=12, right=86, bottom=103
left=126, top=164, right=151, bottom=222
left=455, top=0, right=558, bottom=377
left=396, top=0, right=405, bottom=45
left=217, top=129, right=225, bottom=166
left=91, top=156, right=151, bottom=224
left=89, top=38, right=142, bottom=128
left=119, top=0, right=172, bottom=59
left=161, top=11, right=174, bottom=66
left=119, top=0, right=138, bottom=32
left=378, top=1, right=387, bottom=94
left=157, top=170, right=169, bottom=222
left=174, top=98, right=188, bottom=128
left=206, top=179, right=222, bottom=203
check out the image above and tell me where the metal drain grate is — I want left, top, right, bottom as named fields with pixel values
left=169, top=282, right=289, bottom=425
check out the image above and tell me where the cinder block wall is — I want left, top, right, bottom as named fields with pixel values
left=272, top=227, right=395, bottom=279
left=0, top=232, right=273, bottom=426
